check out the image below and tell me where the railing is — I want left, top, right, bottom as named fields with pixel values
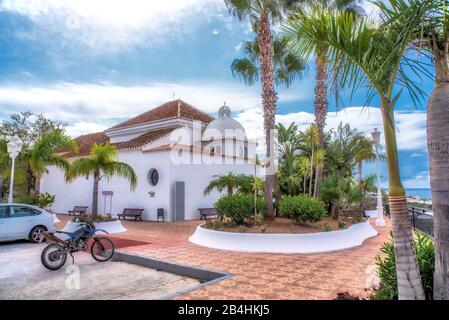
left=383, top=204, right=433, bottom=236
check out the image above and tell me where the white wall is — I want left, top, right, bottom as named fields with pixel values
left=41, top=149, right=255, bottom=222
left=169, top=153, right=254, bottom=220
left=41, top=150, right=172, bottom=221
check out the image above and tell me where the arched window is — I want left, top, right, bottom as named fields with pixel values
left=210, top=146, right=215, bottom=156
left=244, top=146, right=248, bottom=158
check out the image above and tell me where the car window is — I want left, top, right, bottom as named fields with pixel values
left=0, top=206, right=10, bottom=219
left=10, top=206, right=39, bottom=218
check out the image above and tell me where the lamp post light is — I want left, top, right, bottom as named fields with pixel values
left=371, top=128, right=385, bottom=227
left=7, top=136, right=23, bottom=204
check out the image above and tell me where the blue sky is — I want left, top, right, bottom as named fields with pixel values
left=0, top=0, right=434, bottom=189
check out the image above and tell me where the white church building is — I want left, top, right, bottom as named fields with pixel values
left=41, top=100, right=257, bottom=221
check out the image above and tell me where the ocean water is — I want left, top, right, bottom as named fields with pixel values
left=383, top=188, right=432, bottom=200
left=405, top=189, right=432, bottom=200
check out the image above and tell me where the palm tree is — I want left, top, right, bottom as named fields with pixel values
left=313, top=148, right=325, bottom=197
left=320, top=174, right=362, bottom=217
left=67, top=143, right=137, bottom=216
left=276, top=122, right=299, bottom=158
left=278, top=153, right=301, bottom=195
left=226, top=0, right=302, bottom=220
left=28, top=130, right=76, bottom=194
left=297, top=156, right=309, bottom=195
left=204, top=172, right=247, bottom=196
left=232, top=35, right=307, bottom=88
left=404, top=0, right=449, bottom=299
left=298, top=124, right=319, bottom=196
left=0, top=140, right=10, bottom=201
left=353, top=135, right=376, bottom=189
left=284, top=1, right=429, bottom=299
left=305, top=0, right=366, bottom=192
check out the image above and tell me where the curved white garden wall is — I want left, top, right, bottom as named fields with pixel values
left=189, top=221, right=378, bottom=254
left=62, top=220, right=127, bottom=234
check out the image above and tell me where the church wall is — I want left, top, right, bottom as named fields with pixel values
left=41, top=150, right=173, bottom=221
left=169, top=152, right=255, bottom=220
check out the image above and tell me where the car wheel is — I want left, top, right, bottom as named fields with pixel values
left=29, top=226, right=47, bottom=243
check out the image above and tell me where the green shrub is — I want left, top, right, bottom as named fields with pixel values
left=14, top=194, right=38, bottom=205
left=206, top=220, right=223, bottom=231
left=214, top=194, right=262, bottom=225
left=74, top=213, right=116, bottom=223
left=279, top=196, right=326, bottom=225
left=36, top=192, right=56, bottom=208
left=374, top=231, right=434, bottom=300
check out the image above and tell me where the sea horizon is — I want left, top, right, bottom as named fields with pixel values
left=382, top=188, right=432, bottom=200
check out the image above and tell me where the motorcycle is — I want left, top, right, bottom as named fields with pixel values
left=39, top=219, right=115, bottom=270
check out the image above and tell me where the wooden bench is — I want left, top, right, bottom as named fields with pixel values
left=68, top=206, right=88, bottom=216
left=117, top=208, right=144, bottom=221
left=198, top=208, right=217, bottom=220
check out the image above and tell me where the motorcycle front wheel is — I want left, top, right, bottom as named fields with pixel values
left=41, top=243, right=67, bottom=270
left=91, top=237, right=114, bottom=262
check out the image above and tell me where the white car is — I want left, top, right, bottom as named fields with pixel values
left=0, top=204, right=56, bottom=243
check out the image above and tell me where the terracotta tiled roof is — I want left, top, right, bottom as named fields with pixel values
left=61, top=132, right=110, bottom=158
left=115, top=127, right=180, bottom=150
left=61, top=127, right=182, bottom=158
left=108, top=99, right=214, bottom=130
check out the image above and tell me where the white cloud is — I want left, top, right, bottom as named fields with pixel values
left=0, top=81, right=266, bottom=136
left=234, top=41, right=243, bottom=51
left=403, top=171, right=430, bottom=189
left=362, top=0, right=380, bottom=20
left=235, top=106, right=427, bottom=152
left=0, top=0, right=223, bottom=53
left=212, top=29, right=219, bottom=35
left=65, top=122, right=109, bottom=137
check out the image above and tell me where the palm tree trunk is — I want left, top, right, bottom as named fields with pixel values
left=427, top=56, right=449, bottom=299
left=26, top=163, right=34, bottom=195
left=257, top=13, right=277, bottom=220
left=303, top=175, right=307, bottom=196
left=92, top=171, right=100, bottom=216
left=0, top=176, right=3, bottom=201
left=35, top=176, right=41, bottom=195
left=358, top=160, right=363, bottom=210
left=314, top=51, right=328, bottom=195
left=358, top=161, right=363, bottom=191
left=313, top=167, right=319, bottom=198
left=381, top=105, right=425, bottom=300
left=227, top=185, right=233, bottom=195
left=309, top=146, right=314, bottom=197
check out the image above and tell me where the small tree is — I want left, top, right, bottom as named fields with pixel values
left=204, top=172, right=247, bottom=196
left=67, top=143, right=137, bottom=216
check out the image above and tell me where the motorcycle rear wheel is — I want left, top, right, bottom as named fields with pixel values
left=41, top=243, right=67, bottom=270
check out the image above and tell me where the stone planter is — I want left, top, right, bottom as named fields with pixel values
left=62, top=220, right=127, bottom=234
left=189, top=221, right=378, bottom=254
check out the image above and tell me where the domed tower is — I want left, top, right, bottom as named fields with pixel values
left=202, top=103, right=248, bottom=158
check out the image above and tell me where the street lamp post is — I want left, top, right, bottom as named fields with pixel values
left=7, top=137, right=23, bottom=204
left=371, top=128, right=385, bottom=227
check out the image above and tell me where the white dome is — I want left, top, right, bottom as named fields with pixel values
left=203, top=104, right=247, bottom=140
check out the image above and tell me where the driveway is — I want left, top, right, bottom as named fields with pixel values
left=0, top=241, right=199, bottom=300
